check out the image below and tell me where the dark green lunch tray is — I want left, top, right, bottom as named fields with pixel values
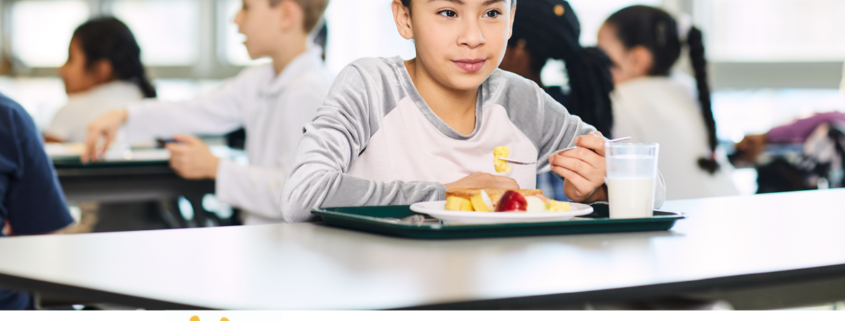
left=313, top=203, right=685, bottom=239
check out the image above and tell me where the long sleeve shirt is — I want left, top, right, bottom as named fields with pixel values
left=281, top=57, right=667, bottom=222
left=124, top=47, right=333, bottom=224
left=766, top=112, right=845, bottom=144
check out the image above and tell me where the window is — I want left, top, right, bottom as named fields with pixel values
left=110, top=0, right=199, bottom=66
left=568, top=0, right=663, bottom=46
left=9, top=0, right=89, bottom=67
left=219, top=0, right=271, bottom=66
left=713, top=89, right=845, bottom=143
left=696, top=0, right=845, bottom=62
left=323, top=0, right=416, bottom=75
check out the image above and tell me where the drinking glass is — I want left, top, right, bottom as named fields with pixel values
left=605, top=143, right=659, bottom=219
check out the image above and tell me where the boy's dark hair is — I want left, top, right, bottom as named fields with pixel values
left=605, top=5, right=720, bottom=174
left=508, top=0, right=614, bottom=137
left=270, top=0, right=329, bottom=33
left=72, top=17, right=156, bottom=98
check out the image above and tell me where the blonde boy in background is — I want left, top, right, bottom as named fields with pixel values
left=84, top=0, right=332, bottom=225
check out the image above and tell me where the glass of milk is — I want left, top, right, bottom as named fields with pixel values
left=605, top=143, right=659, bottom=219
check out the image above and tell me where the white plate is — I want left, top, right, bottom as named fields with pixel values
left=410, top=201, right=593, bottom=224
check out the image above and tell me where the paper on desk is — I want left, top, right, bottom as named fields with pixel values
left=102, top=149, right=171, bottom=161
left=46, top=143, right=171, bottom=162
left=44, top=143, right=85, bottom=158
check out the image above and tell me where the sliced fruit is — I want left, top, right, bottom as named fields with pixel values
left=549, top=200, right=571, bottom=212
left=495, top=190, right=527, bottom=212
left=445, top=196, right=473, bottom=211
left=525, top=195, right=550, bottom=213
left=470, top=190, right=494, bottom=212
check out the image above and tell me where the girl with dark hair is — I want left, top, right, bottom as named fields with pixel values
left=45, top=17, right=155, bottom=143
left=598, top=5, right=738, bottom=200
left=499, top=0, right=614, bottom=200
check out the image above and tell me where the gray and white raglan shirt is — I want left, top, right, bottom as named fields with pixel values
left=281, top=56, right=666, bottom=222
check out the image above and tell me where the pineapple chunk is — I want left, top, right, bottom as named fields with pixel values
left=493, top=146, right=511, bottom=173
left=445, top=196, right=473, bottom=211
left=470, top=191, right=493, bottom=212
left=549, top=200, right=571, bottom=212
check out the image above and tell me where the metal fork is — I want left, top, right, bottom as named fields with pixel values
left=499, top=137, right=631, bottom=165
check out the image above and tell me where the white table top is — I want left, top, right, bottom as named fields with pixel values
left=0, top=189, right=843, bottom=309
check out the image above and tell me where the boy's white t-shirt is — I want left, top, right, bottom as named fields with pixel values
left=612, top=74, right=739, bottom=200
left=45, top=81, right=144, bottom=143
left=123, top=47, right=333, bottom=224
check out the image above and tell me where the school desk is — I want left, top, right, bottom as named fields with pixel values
left=54, top=158, right=215, bottom=204
left=0, top=189, right=843, bottom=309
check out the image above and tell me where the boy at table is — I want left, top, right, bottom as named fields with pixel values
left=83, top=0, right=333, bottom=225
left=0, top=93, right=75, bottom=309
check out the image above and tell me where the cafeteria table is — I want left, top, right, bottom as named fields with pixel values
left=0, top=189, right=843, bottom=309
left=51, top=144, right=247, bottom=227
left=53, top=154, right=215, bottom=205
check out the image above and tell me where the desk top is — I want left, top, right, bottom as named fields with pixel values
left=0, top=189, right=843, bottom=309
left=51, top=145, right=245, bottom=176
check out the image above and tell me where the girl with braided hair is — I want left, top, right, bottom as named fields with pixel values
left=598, top=5, right=738, bottom=200
left=499, top=0, right=614, bottom=200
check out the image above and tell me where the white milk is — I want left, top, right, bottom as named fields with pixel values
left=607, top=177, right=655, bottom=219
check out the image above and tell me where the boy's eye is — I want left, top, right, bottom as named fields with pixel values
left=484, top=10, right=502, bottom=18
left=438, top=10, right=457, bottom=18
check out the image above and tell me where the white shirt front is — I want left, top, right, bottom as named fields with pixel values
left=46, top=81, right=144, bottom=143
left=612, top=75, right=739, bottom=200
left=348, top=97, right=538, bottom=189
left=124, top=47, right=333, bottom=224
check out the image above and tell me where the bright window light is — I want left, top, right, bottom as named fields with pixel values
left=220, top=0, right=271, bottom=66
left=323, top=0, right=416, bottom=75
left=568, top=0, right=663, bottom=46
left=9, top=0, right=89, bottom=67
left=697, top=0, right=845, bottom=62
left=110, top=0, right=199, bottom=66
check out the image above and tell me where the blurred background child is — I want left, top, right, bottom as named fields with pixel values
left=83, top=0, right=333, bottom=225
left=598, top=5, right=739, bottom=200
left=0, top=93, right=74, bottom=309
left=44, top=17, right=155, bottom=144
left=498, top=0, right=614, bottom=201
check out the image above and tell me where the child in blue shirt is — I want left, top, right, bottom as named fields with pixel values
left=0, top=93, right=74, bottom=309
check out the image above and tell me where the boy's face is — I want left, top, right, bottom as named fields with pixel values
left=399, top=0, right=516, bottom=91
left=234, top=0, right=285, bottom=59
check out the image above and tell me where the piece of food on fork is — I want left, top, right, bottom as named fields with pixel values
left=493, top=146, right=512, bottom=173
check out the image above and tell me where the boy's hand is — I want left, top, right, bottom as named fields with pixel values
left=444, top=172, right=519, bottom=191
left=83, top=109, right=128, bottom=162
left=166, top=135, right=220, bottom=180
left=550, top=132, right=608, bottom=203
